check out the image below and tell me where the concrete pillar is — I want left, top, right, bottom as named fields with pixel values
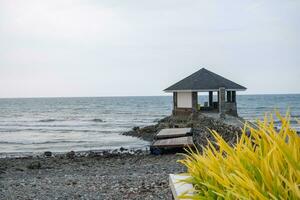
left=192, top=92, right=198, bottom=112
left=209, top=91, right=213, bottom=107
left=232, top=91, right=238, bottom=116
left=219, top=87, right=226, bottom=119
left=173, top=92, right=177, bottom=111
left=227, top=91, right=232, bottom=102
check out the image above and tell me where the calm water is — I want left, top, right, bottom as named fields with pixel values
left=0, top=94, right=299, bottom=155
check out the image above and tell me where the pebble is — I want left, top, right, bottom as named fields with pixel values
left=44, top=151, right=52, bottom=157
left=27, top=161, right=41, bottom=169
left=0, top=154, right=184, bottom=199
left=66, top=151, right=75, bottom=159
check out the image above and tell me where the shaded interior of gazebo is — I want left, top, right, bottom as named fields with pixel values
left=172, top=90, right=237, bottom=116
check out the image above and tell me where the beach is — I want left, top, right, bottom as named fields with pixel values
left=0, top=112, right=243, bottom=199
left=0, top=113, right=243, bottom=200
left=0, top=95, right=299, bottom=199
left=1, top=1, right=298, bottom=199
left=0, top=152, right=185, bottom=200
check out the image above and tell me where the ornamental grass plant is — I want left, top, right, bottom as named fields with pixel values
left=179, top=112, right=300, bottom=200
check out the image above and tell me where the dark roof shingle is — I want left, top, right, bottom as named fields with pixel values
left=164, top=68, right=246, bottom=92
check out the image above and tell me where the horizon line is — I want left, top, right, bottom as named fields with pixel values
left=0, top=93, right=300, bottom=99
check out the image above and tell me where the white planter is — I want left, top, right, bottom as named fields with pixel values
left=169, top=174, right=193, bottom=200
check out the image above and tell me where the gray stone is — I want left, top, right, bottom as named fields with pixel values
left=44, top=151, right=52, bottom=157
left=66, top=151, right=75, bottom=159
left=27, top=161, right=41, bottom=169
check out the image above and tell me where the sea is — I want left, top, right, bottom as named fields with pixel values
left=0, top=94, right=299, bottom=156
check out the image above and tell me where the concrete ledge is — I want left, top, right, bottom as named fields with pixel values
left=156, top=128, right=191, bottom=139
left=169, top=174, right=193, bottom=200
left=152, top=136, right=194, bottom=148
left=172, top=108, right=194, bottom=116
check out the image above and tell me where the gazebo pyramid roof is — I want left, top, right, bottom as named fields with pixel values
left=164, top=68, right=246, bottom=92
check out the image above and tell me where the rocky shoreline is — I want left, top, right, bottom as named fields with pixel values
left=0, top=150, right=185, bottom=200
left=123, top=114, right=243, bottom=150
left=1, top=114, right=243, bottom=199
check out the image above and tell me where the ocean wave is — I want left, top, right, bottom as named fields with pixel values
left=0, top=140, right=86, bottom=145
left=38, top=119, right=61, bottom=122
left=38, top=118, right=106, bottom=123
left=0, top=124, right=95, bottom=128
left=291, top=115, right=300, bottom=118
left=91, top=118, right=105, bottom=122
left=273, top=119, right=299, bottom=124
left=0, top=128, right=114, bottom=134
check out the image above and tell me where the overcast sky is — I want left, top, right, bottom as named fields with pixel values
left=0, top=0, right=299, bottom=98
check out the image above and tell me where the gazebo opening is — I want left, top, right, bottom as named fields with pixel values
left=197, top=91, right=218, bottom=112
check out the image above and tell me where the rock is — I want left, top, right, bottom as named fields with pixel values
left=87, top=151, right=97, bottom=158
left=27, top=161, right=41, bottom=169
left=66, top=180, right=78, bottom=186
left=14, top=167, right=24, bottom=171
left=92, top=118, right=103, bottom=122
left=66, top=151, right=75, bottom=159
left=44, top=151, right=52, bottom=157
left=133, top=126, right=140, bottom=131
left=140, top=125, right=156, bottom=133
left=134, top=149, right=142, bottom=155
left=112, top=149, right=118, bottom=154
left=123, top=113, right=242, bottom=151
left=0, top=164, right=7, bottom=173
left=119, top=147, right=127, bottom=152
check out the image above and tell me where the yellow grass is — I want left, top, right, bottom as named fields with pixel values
left=178, top=112, right=300, bottom=200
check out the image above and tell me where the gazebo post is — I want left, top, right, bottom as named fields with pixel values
left=209, top=91, right=213, bottom=108
left=173, top=92, right=177, bottom=115
left=227, top=91, right=232, bottom=102
left=192, top=92, right=198, bottom=112
left=219, top=87, right=226, bottom=119
left=232, top=91, right=236, bottom=102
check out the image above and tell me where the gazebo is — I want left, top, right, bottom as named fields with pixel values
left=164, top=68, right=246, bottom=118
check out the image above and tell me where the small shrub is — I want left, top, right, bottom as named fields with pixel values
left=178, top=112, right=300, bottom=199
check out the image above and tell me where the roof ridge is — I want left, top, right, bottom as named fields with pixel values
left=202, top=68, right=220, bottom=85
